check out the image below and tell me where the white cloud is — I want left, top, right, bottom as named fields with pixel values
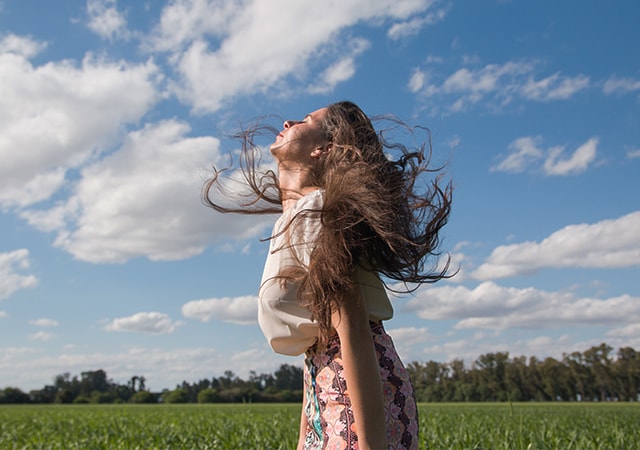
left=386, top=325, right=430, bottom=344
left=151, top=0, right=436, bottom=113
left=543, top=137, right=598, bottom=175
left=606, top=323, right=640, bottom=338
left=0, top=33, right=47, bottom=58
left=0, top=311, right=6, bottom=318
left=29, top=318, right=59, bottom=327
left=627, top=149, right=640, bottom=159
left=20, top=120, right=272, bottom=263
left=442, top=62, right=532, bottom=95
left=86, top=0, right=130, bottom=41
left=29, top=331, right=56, bottom=342
left=418, top=334, right=595, bottom=366
left=521, top=73, right=590, bottom=101
left=182, top=295, right=257, bottom=324
left=491, top=136, right=598, bottom=176
left=308, top=38, right=370, bottom=94
left=105, top=312, right=183, bottom=334
left=0, top=40, right=160, bottom=208
left=0, top=249, right=38, bottom=300
left=414, top=60, right=589, bottom=112
left=408, top=68, right=425, bottom=93
left=0, top=344, right=292, bottom=392
left=472, top=211, right=640, bottom=280
left=144, top=0, right=243, bottom=53
left=405, top=281, right=640, bottom=331
left=387, top=5, right=447, bottom=40
left=491, top=136, right=543, bottom=173
left=603, top=76, right=640, bottom=95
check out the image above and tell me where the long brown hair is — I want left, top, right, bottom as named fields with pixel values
left=204, top=101, right=453, bottom=346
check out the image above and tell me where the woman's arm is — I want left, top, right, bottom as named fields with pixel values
left=297, top=386, right=309, bottom=449
left=332, top=293, right=388, bottom=449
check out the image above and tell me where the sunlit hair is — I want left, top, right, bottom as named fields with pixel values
left=203, top=101, right=453, bottom=347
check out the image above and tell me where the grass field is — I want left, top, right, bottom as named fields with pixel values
left=1, top=402, right=638, bottom=449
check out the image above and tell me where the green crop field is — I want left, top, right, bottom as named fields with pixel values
left=1, top=403, right=638, bottom=449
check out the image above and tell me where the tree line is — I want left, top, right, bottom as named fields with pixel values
left=0, top=364, right=304, bottom=404
left=1, top=343, right=638, bottom=404
left=408, top=343, right=640, bottom=402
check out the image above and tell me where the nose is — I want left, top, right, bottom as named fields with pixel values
left=283, top=120, right=301, bottom=129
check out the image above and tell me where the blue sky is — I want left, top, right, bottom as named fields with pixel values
left=1, top=0, right=639, bottom=391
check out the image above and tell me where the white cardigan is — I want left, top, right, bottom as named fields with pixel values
left=258, top=189, right=393, bottom=356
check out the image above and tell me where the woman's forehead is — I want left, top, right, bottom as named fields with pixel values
left=307, top=107, right=328, bottom=120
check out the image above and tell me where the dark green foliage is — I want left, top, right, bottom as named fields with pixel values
left=0, top=387, right=29, bottom=404
left=3, top=344, right=638, bottom=404
left=407, top=343, right=640, bottom=402
left=162, top=388, right=190, bottom=404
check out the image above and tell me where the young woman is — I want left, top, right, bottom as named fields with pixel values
left=204, top=101, right=452, bottom=449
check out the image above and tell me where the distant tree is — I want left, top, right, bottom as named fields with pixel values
left=130, top=390, right=157, bottom=403
left=615, top=347, right=640, bottom=401
left=197, top=388, right=220, bottom=403
left=162, top=388, right=189, bottom=403
left=55, top=389, right=74, bottom=404
left=584, top=343, right=614, bottom=401
left=80, top=370, right=112, bottom=396
left=0, top=387, right=30, bottom=403
left=91, top=391, right=115, bottom=404
left=564, top=351, right=589, bottom=401
left=274, top=364, right=303, bottom=391
left=29, top=385, right=56, bottom=403
left=4, top=343, right=638, bottom=404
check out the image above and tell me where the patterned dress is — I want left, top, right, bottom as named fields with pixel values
left=303, top=322, right=419, bottom=450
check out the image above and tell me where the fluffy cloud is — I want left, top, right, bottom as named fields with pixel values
left=419, top=334, right=586, bottom=365
left=472, top=211, right=640, bottom=280
left=0, top=344, right=292, bottom=391
left=603, top=76, right=640, bottom=95
left=412, top=60, right=590, bottom=112
left=29, top=318, right=59, bottom=327
left=0, top=249, right=38, bottom=300
left=86, top=0, right=130, bottom=41
left=387, top=4, right=447, bottom=40
left=627, top=149, right=640, bottom=160
left=520, top=72, right=590, bottom=101
left=405, top=281, right=640, bottom=331
left=105, top=312, right=183, bottom=334
left=491, top=136, right=544, bottom=173
left=0, top=33, right=47, bottom=57
left=408, top=68, right=426, bottom=93
left=148, top=0, right=437, bottom=112
left=29, top=331, right=56, bottom=342
left=182, top=295, right=257, bottom=324
left=0, top=35, right=160, bottom=209
left=20, top=120, right=272, bottom=263
left=491, top=136, right=598, bottom=176
left=308, top=38, right=370, bottom=94
left=543, top=138, right=598, bottom=175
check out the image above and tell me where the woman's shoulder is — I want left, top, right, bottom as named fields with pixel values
left=297, top=188, right=324, bottom=208
left=287, top=189, right=324, bottom=216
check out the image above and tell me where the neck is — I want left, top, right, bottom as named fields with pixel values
left=277, top=163, right=319, bottom=212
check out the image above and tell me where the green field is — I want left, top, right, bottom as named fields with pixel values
left=1, top=403, right=638, bottom=449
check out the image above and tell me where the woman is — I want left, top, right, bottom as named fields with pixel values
left=204, top=101, right=452, bottom=449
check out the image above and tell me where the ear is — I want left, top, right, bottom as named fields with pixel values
left=310, top=143, right=332, bottom=159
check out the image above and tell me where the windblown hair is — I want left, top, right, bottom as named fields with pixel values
left=204, top=101, right=453, bottom=347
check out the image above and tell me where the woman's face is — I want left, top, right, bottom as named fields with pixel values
left=270, top=107, right=329, bottom=164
